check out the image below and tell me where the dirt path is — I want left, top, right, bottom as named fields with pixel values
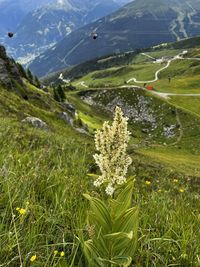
left=151, top=91, right=200, bottom=99
left=127, top=60, right=171, bottom=84
left=78, top=51, right=200, bottom=97
left=77, top=81, right=88, bottom=88
left=127, top=51, right=200, bottom=84
left=170, top=109, right=184, bottom=146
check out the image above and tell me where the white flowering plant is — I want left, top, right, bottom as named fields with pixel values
left=93, top=106, right=132, bottom=196
left=80, top=107, right=139, bottom=267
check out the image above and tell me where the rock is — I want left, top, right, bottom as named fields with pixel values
left=163, top=124, right=176, bottom=138
left=59, top=111, right=90, bottom=135
left=75, top=127, right=89, bottom=135
left=82, top=123, right=89, bottom=132
left=142, top=129, right=149, bottom=134
left=62, top=102, right=76, bottom=117
left=22, top=117, right=47, bottom=129
left=59, top=112, right=73, bottom=126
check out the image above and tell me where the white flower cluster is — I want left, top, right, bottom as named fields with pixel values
left=93, top=106, right=132, bottom=196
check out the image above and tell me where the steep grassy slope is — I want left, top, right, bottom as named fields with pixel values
left=1, top=82, right=200, bottom=266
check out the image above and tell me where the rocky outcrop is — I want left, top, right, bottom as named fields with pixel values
left=80, top=88, right=179, bottom=140
left=59, top=110, right=89, bottom=135
left=163, top=124, right=176, bottom=138
left=22, top=116, right=47, bottom=129
left=59, top=112, right=73, bottom=126
left=0, top=45, right=24, bottom=89
left=61, top=102, right=76, bottom=117
left=75, top=127, right=89, bottom=135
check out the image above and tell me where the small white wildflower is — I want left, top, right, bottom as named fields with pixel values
left=105, top=184, right=115, bottom=196
left=93, top=177, right=104, bottom=187
left=93, top=106, right=132, bottom=195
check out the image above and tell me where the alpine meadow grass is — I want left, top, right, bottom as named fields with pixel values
left=0, top=108, right=199, bottom=266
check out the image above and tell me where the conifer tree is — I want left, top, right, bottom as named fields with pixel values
left=17, top=63, right=27, bottom=79
left=27, top=69, right=34, bottom=84
left=34, top=75, right=41, bottom=88
left=57, top=85, right=66, bottom=102
left=53, top=87, right=60, bottom=102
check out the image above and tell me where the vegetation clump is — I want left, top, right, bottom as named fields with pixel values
left=81, top=107, right=138, bottom=267
left=53, top=85, right=66, bottom=102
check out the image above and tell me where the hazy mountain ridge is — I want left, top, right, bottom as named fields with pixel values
left=29, top=0, right=200, bottom=77
left=2, top=0, right=122, bottom=64
left=0, top=0, right=55, bottom=36
left=42, top=35, right=200, bottom=85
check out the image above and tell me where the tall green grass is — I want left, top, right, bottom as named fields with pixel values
left=0, top=77, right=200, bottom=266
left=0, top=115, right=199, bottom=266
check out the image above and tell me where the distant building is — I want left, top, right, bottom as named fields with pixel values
left=153, top=57, right=169, bottom=63
left=182, top=50, right=188, bottom=55
left=146, top=85, right=154, bottom=90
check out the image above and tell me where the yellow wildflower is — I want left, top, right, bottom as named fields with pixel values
left=145, top=181, right=151, bottom=185
left=16, top=208, right=26, bottom=215
left=173, top=179, right=178, bottom=183
left=54, top=250, right=58, bottom=255
left=30, top=255, right=37, bottom=262
left=60, top=251, right=65, bottom=257
left=179, top=188, right=185, bottom=193
left=19, top=208, right=26, bottom=215
left=157, top=189, right=162, bottom=193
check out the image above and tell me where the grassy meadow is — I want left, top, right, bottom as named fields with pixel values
left=0, top=76, right=200, bottom=267
left=1, top=39, right=200, bottom=266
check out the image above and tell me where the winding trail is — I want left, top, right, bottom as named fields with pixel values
left=127, top=60, right=171, bottom=84
left=77, top=81, right=88, bottom=88
left=170, top=109, right=184, bottom=146
left=152, top=92, right=200, bottom=98
left=141, top=53, right=156, bottom=60
left=127, top=51, right=200, bottom=84
left=78, top=51, right=200, bottom=98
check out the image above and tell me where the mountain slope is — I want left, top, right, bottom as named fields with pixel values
left=42, top=35, right=200, bottom=85
left=0, top=0, right=54, bottom=38
left=3, top=0, right=120, bottom=64
left=30, top=0, right=200, bottom=77
left=0, top=40, right=200, bottom=267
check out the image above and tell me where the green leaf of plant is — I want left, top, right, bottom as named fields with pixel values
left=111, top=178, right=135, bottom=219
left=98, top=255, right=132, bottom=266
left=111, top=256, right=132, bottom=267
left=112, top=207, right=139, bottom=256
left=83, top=194, right=112, bottom=233
left=114, top=207, right=139, bottom=233
left=104, top=231, right=134, bottom=240
left=83, top=240, right=104, bottom=267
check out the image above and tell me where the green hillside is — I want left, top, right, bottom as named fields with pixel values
left=1, top=41, right=200, bottom=266
left=56, top=37, right=200, bottom=117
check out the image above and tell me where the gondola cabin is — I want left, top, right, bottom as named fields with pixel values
left=92, top=32, right=98, bottom=40
left=8, top=32, right=14, bottom=38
